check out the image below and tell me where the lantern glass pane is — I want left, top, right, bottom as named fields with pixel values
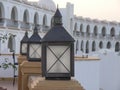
left=47, top=45, right=70, bottom=73
left=29, top=44, right=41, bottom=58
left=22, top=43, right=27, bottom=53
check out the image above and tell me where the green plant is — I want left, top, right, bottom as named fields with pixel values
left=0, top=58, right=17, bottom=70
left=0, top=33, right=17, bottom=70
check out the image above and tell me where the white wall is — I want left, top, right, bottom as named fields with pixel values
left=99, top=52, right=120, bottom=90
left=75, top=60, right=100, bottom=90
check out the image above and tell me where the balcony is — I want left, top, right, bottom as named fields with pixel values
left=73, top=31, right=80, bottom=37
left=6, top=19, right=18, bottom=28
left=42, top=25, right=50, bottom=33
left=115, top=35, right=120, bottom=40
left=21, top=22, right=30, bottom=30
left=106, top=34, right=113, bottom=40
left=98, top=34, right=106, bottom=39
left=32, top=24, right=41, bottom=31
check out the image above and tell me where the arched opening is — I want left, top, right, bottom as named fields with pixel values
left=51, top=16, right=54, bottom=27
left=76, top=40, right=79, bottom=53
left=115, top=42, right=119, bottom=52
left=23, top=10, right=29, bottom=23
left=8, top=35, right=16, bottom=52
left=94, top=26, right=98, bottom=36
left=0, top=2, right=5, bottom=24
left=81, top=40, right=84, bottom=52
left=80, top=24, right=83, bottom=33
left=11, top=7, right=18, bottom=21
left=43, top=14, right=47, bottom=26
left=110, top=27, right=115, bottom=37
left=92, top=41, right=96, bottom=51
left=74, top=23, right=77, bottom=31
left=70, top=18, right=73, bottom=31
left=107, top=42, right=111, bottom=49
left=99, top=41, right=103, bottom=49
left=102, top=27, right=106, bottom=37
left=86, top=41, right=89, bottom=53
left=34, top=12, right=39, bottom=25
left=0, top=2, right=4, bottom=18
left=0, top=6, right=1, bottom=18
left=86, top=25, right=90, bottom=36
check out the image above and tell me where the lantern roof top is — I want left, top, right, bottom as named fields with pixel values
left=42, top=8, right=74, bottom=42
left=21, top=31, right=29, bottom=43
left=54, top=8, right=62, bottom=18
left=28, top=27, right=41, bottom=43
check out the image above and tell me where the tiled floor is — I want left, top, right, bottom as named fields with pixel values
left=0, top=81, right=17, bottom=90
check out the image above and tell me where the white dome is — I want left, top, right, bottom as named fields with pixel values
left=39, top=0, right=56, bottom=11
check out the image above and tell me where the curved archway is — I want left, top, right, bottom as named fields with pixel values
left=8, top=35, right=16, bottom=52
left=92, top=41, right=96, bottom=51
left=51, top=16, right=54, bottom=27
left=74, top=23, right=77, bottom=31
left=107, top=42, right=111, bottom=49
left=34, top=12, right=39, bottom=24
left=81, top=40, right=84, bottom=52
left=80, top=24, right=83, bottom=32
left=76, top=40, right=79, bottom=53
left=99, top=41, right=103, bottom=49
left=11, top=6, right=18, bottom=21
left=43, top=14, right=47, bottom=26
left=102, top=27, right=106, bottom=37
left=110, top=27, right=115, bottom=37
left=0, top=2, right=5, bottom=18
left=94, top=26, right=98, bottom=36
left=86, top=25, right=90, bottom=36
left=86, top=40, right=89, bottom=53
left=23, top=9, right=29, bottom=23
left=115, top=42, right=119, bottom=52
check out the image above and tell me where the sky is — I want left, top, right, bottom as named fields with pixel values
left=28, top=0, right=120, bottom=22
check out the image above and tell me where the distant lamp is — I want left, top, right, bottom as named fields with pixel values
left=27, top=26, right=41, bottom=61
left=42, top=8, right=75, bottom=80
left=20, top=31, right=29, bottom=55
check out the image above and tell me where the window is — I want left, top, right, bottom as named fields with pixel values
left=94, top=26, right=98, bottom=36
left=110, top=27, right=115, bottom=37
left=8, top=35, right=16, bottom=52
left=80, top=24, right=83, bottom=33
left=86, top=25, right=90, bottom=36
left=23, top=10, right=29, bottom=23
left=74, top=23, right=77, bottom=31
left=115, top=42, right=119, bottom=52
left=86, top=41, right=89, bottom=53
left=99, top=41, right=103, bottom=49
left=81, top=40, right=84, bottom=52
left=34, top=12, right=39, bottom=24
left=107, top=42, right=111, bottom=49
left=102, top=27, right=106, bottom=37
left=76, top=40, right=79, bottom=53
left=51, top=16, right=54, bottom=27
left=92, top=41, right=96, bottom=51
left=43, top=15, right=47, bottom=26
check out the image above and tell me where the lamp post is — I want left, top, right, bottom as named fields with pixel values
left=41, top=8, right=75, bottom=80
left=27, top=26, right=41, bottom=62
left=20, top=31, right=29, bottom=55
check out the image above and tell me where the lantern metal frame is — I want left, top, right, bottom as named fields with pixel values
left=27, top=27, right=41, bottom=62
left=20, top=31, right=29, bottom=55
left=42, top=42, right=74, bottom=80
left=41, top=8, right=75, bottom=80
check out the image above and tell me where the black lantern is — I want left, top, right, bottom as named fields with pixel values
left=42, top=8, right=75, bottom=80
left=20, top=31, right=29, bottom=55
left=27, top=26, right=41, bottom=61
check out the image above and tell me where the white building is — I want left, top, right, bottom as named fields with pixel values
left=0, top=0, right=120, bottom=90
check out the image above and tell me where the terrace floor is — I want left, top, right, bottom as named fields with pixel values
left=0, top=80, right=17, bottom=90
